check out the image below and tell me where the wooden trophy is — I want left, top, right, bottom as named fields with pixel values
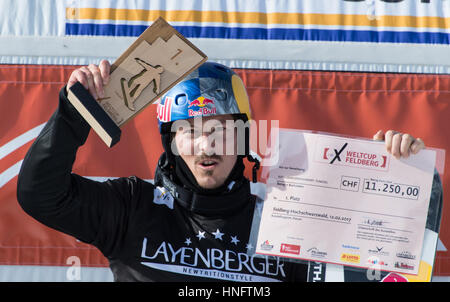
left=67, top=17, right=208, bottom=147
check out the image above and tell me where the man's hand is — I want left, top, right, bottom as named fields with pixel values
left=373, top=130, right=425, bottom=159
left=66, top=60, right=111, bottom=100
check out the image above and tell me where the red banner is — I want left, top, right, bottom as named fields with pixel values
left=1, top=65, right=449, bottom=275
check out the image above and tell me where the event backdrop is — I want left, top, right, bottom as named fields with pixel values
left=0, top=0, right=449, bottom=281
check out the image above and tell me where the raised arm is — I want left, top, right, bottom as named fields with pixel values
left=16, top=60, right=134, bottom=255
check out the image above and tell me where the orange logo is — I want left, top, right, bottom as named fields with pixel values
left=340, top=253, right=360, bottom=264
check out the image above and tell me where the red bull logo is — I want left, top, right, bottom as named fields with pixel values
left=157, top=96, right=174, bottom=122
left=188, top=96, right=215, bottom=108
left=188, top=96, right=216, bottom=117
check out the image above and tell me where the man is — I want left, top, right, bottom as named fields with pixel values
left=17, top=60, right=427, bottom=282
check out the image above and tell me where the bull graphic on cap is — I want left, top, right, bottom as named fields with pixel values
left=188, top=96, right=214, bottom=108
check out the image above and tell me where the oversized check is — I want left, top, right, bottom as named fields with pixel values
left=255, top=129, right=436, bottom=275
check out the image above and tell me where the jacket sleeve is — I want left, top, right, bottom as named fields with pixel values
left=16, top=86, right=138, bottom=256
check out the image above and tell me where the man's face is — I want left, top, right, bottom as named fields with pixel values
left=173, top=114, right=238, bottom=189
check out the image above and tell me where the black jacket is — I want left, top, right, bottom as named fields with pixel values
left=17, top=87, right=308, bottom=282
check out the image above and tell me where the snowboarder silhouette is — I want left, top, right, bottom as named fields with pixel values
left=120, top=58, right=164, bottom=111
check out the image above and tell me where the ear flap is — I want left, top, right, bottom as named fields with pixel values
left=159, top=122, right=176, bottom=168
